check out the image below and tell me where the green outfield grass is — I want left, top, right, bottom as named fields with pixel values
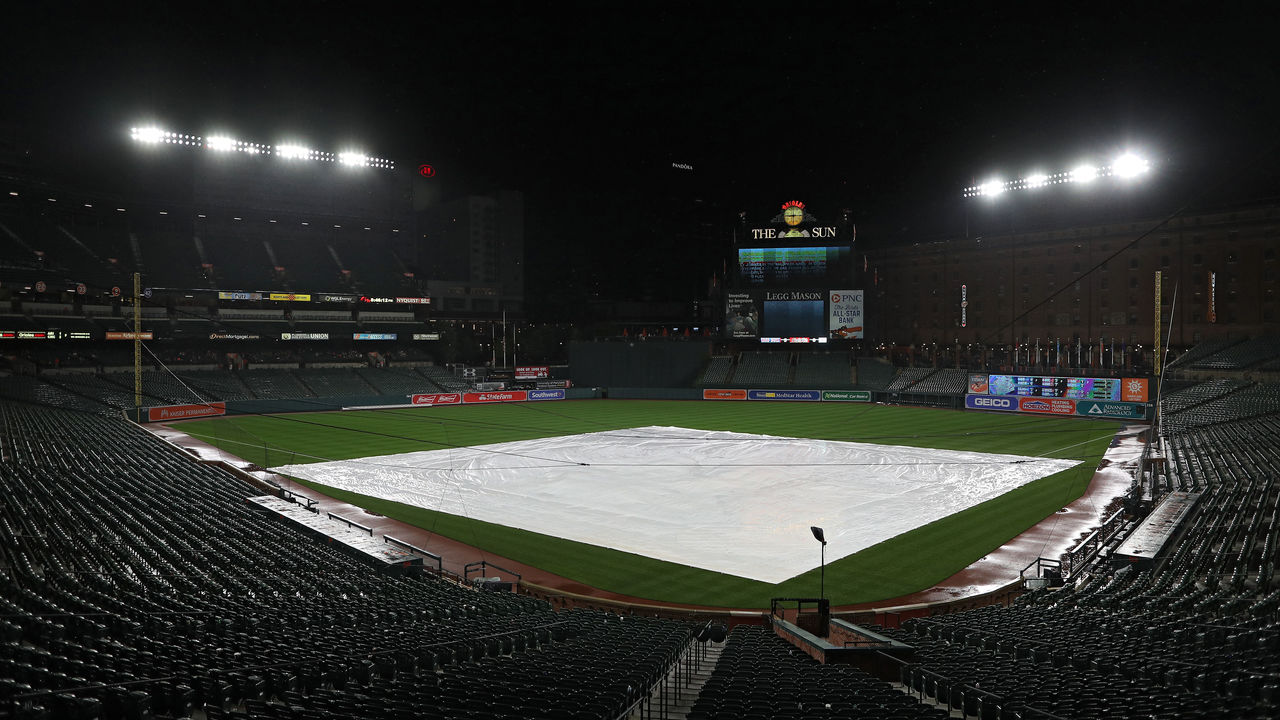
left=182, top=400, right=1121, bottom=607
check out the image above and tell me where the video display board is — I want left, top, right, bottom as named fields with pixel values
left=761, top=290, right=827, bottom=343
left=726, top=288, right=863, bottom=343
left=981, top=375, right=1149, bottom=402
left=736, top=246, right=853, bottom=287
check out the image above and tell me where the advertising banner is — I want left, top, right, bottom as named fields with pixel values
left=269, top=293, right=311, bottom=302
left=1018, top=397, right=1077, bottom=415
left=747, top=389, right=821, bottom=401
left=821, top=390, right=871, bottom=402
left=218, top=291, right=263, bottom=301
left=394, top=297, right=431, bottom=305
left=725, top=291, right=760, bottom=338
left=147, top=402, right=226, bottom=422
left=528, top=389, right=566, bottom=401
left=828, top=290, right=864, bottom=339
left=1120, top=378, right=1150, bottom=403
left=703, top=389, right=748, bottom=400
left=515, top=366, right=551, bottom=380
left=106, top=331, right=154, bottom=340
left=463, top=391, right=528, bottom=404
left=353, top=333, right=397, bottom=340
left=1075, top=400, right=1147, bottom=419
left=967, top=374, right=990, bottom=394
left=410, top=393, right=461, bottom=406
left=281, top=332, right=329, bottom=340
left=412, top=333, right=442, bottom=340
left=965, top=394, right=1018, bottom=412
left=209, top=333, right=261, bottom=340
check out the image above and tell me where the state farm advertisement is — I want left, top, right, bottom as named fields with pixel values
left=1018, top=397, right=1077, bottom=415
left=410, top=393, right=461, bottom=406
left=147, top=402, right=226, bottom=422
left=463, top=391, right=528, bottom=403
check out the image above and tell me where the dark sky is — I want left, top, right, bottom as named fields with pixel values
left=4, top=3, right=1280, bottom=308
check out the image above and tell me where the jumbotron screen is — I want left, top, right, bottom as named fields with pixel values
left=980, top=374, right=1149, bottom=401
left=735, top=246, right=853, bottom=287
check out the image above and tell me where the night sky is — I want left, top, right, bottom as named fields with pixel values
left=4, top=3, right=1279, bottom=313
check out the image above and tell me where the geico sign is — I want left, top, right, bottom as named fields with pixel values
left=968, top=396, right=1015, bottom=410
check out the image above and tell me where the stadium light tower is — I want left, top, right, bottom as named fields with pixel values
left=963, top=151, right=1152, bottom=198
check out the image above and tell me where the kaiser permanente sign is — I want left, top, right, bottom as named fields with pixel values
left=965, top=394, right=1148, bottom=419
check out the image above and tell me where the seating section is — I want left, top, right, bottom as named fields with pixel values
left=1160, top=378, right=1252, bottom=417
left=172, top=371, right=258, bottom=401
left=697, top=356, right=735, bottom=386
left=1189, top=336, right=1280, bottom=370
left=293, top=369, right=379, bottom=398
left=855, top=359, right=897, bottom=391
left=0, top=401, right=699, bottom=719
left=792, top=353, right=851, bottom=387
left=3, top=366, right=477, bottom=412
left=237, top=370, right=317, bottom=400
left=689, top=625, right=940, bottom=720
left=418, top=366, right=468, bottom=392
left=886, top=368, right=935, bottom=392
left=905, top=368, right=968, bottom=395
left=875, top=408, right=1280, bottom=719
left=1162, top=382, right=1280, bottom=433
left=1165, top=337, right=1242, bottom=369
left=355, top=368, right=435, bottom=398
left=730, top=352, right=791, bottom=386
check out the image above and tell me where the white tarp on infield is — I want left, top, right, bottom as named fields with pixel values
left=272, top=426, right=1079, bottom=583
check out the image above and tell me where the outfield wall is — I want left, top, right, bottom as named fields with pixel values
left=143, top=388, right=604, bottom=421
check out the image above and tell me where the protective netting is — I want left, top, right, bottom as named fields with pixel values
left=272, top=426, right=1079, bottom=583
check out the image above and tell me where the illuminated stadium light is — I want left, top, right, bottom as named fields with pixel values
left=979, top=178, right=1006, bottom=197
left=964, top=152, right=1152, bottom=197
left=1112, top=152, right=1149, bottom=178
left=131, top=127, right=165, bottom=143
left=130, top=124, right=395, bottom=170
left=276, top=144, right=312, bottom=160
left=206, top=136, right=237, bottom=152
left=1069, top=164, right=1098, bottom=183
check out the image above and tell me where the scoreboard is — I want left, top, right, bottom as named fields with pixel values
left=978, top=374, right=1149, bottom=402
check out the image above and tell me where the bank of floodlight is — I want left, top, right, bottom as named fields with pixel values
left=131, top=127, right=165, bottom=143
left=275, top=144, right=312, bottom=160
left=963, top=152, right=1150, bottom=197
left=129, top=124, right=395, bottom=170
left=1112, top=152, right=1149, bottom=178
left=1070, top=164, right=1098, bottom=183
left=205, top=136, right=237, bottom=152
left=979, top=179, right=1005, bottom=197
